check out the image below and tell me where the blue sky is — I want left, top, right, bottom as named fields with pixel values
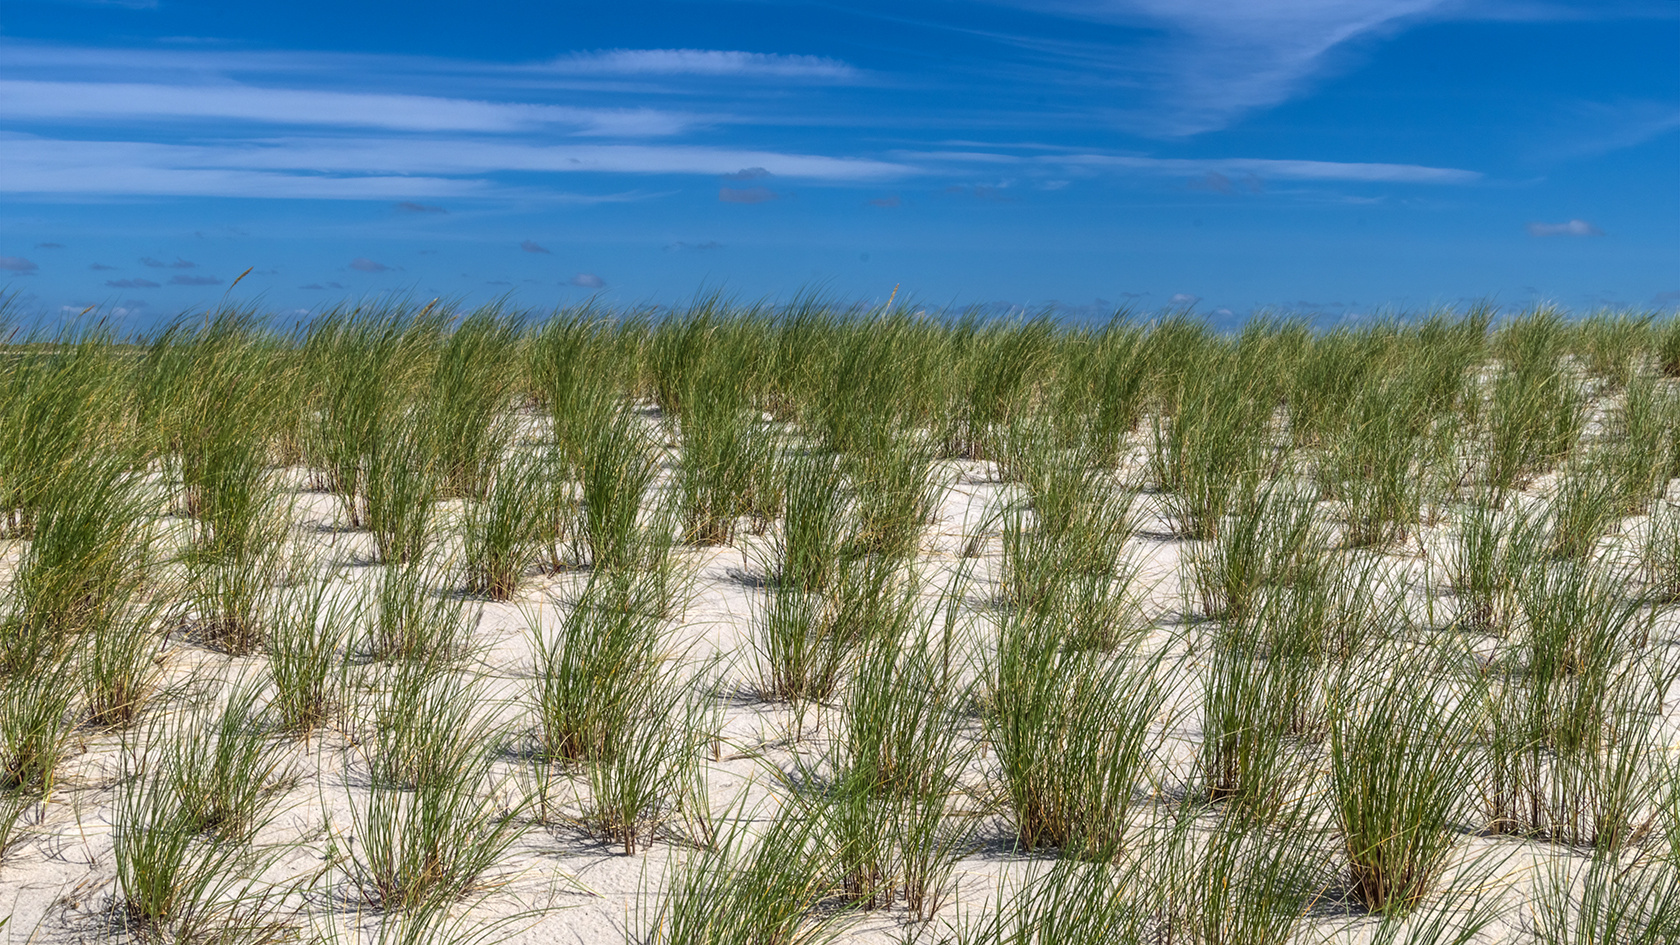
left=0, top=0, right=1675, bottom=325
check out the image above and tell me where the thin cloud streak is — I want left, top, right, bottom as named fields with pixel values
left=0, top=133, right=910, bottom=199
left=547, top=48, right=858, bottom=80
left=898, top=148, right=1481, bottom=184
left=0, top=80, right=698, bottom=136
left=1065, top=153, right=1480, bottom=184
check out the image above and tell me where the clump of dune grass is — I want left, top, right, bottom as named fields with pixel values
left=1149, top=339, right=1280, bottom=539
left=1476, top=559, right=1664, bottom=849
left=0, top=320, right=131, bottom=540
left=462, top=445, right=552, bottom=600
left=364, top=559, right=478, bottom=664
left=346, top=729, right=525, bottom=914
left=265, top=567, right=355, bottom=734
left=529, top=571, right=666, bottom=767
left=1600, top=371, right=1674, bottom=514
left=950, top=856, right=1147, bottom=944
left=1449, top=496, right=1540, bottom=634
left=1543, top=458, right=1625, bottom=561
left=6, top=452, right=154, bottom=664
left=583, top=667, right=710, bottom=855
left=1001, top=430, right=1140, bottom=649
left=844, top=422, right=938, bottom=562
left=1643, top=498, right=1680, bottom=601
left=632, top=799, right=848, bottom=945
left=1483, top=308, right=1586, bottom=493
left=1197, top=629, right=1297, bottom=813
left=938, top=315, right=1055, bottom=464
left=1534, top=849, right=1680, bottom=944
left=1329, top=654, right=1478, bottom=915
left=1325, top=364, right=1435, bottom=547
left=674, top=345, right=759, bottom=545
left=802, top=579, right=972, bottom=918
left=1153, top=796, right=1330, bottom=945
left=162, top=678, right=293, bottom=841
left=0, top=657, right=74, bottom=795
left=301, top=305, right=442, bottom=527
left=986, top=608, right=1164, bottom=859
left=574, top=403, right=663, bottom=572
left=1572, top=310, right=1654, bottom=390
left=421, top=307, right=521, bottom=500
left=755, top=549, right=902, bottom=705
left=367, top=661, right=492, bottom=792
left=1185, top=483, right=1316, bottom=623
left=363, top=416, right=442, bottom=566
left=79, top=601, right=167, bottom=728
left=773, top=450, right=848, bottom=593
left=112, top=695, right=295, bottom=942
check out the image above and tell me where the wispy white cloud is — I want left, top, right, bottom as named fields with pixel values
left=547, top=49, right=857, bottom=80
left=1544, top=99, right=1680, bottom=160
left=0, top=80, right=697, bottom=136
left=988, top=0, right=1456, bottom=135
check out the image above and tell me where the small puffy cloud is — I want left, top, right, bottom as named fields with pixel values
left=1526, top=219, right=1604, bottom=238
left=945, top=183, right=1012, bottom=202
left=520, top=240, right=552, bottom=254
left=169, top=274, right=222, bottom=286
left=395, top=201, right=447, bottom=213
left=1191, top=171, right=1235, bottom=194
left=0, top=257, right=39, bottom=273
left=722, top=167, right=771, bottom=181
left=1168, top=293, right=1200, bottom=306
left=719, top=185, right=778, bottom=204
left=569, top=273, right=606, bottom=288
left=90, top=263, right=117, bottom=270
left=34, top=242, right=65, bottom=249
left=106, top=278, right=161, bottom=288
left=140, top=256, right=197, bottom=269
left=869, top=194, right=902, bottom=208
left=1189, top=171, right=1263, bottom=194
left=349, top=257, right=390, bottom=272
